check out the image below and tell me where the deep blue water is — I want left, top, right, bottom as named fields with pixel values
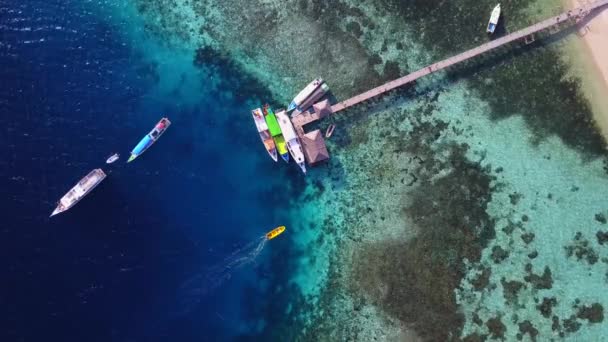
left=0, top=1, right=295, bottom=341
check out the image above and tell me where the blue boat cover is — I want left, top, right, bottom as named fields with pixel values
left=132, top=135, right=153, bottom=155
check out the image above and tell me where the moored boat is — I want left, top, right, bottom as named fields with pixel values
left=487, top=4, right=501, bottom=34
left=325, top=124, right=336, bottom=138
left=276, top=110, right=307, bottom=174
left=287, top=78, right=324, bottom=112
left=128, top=117, right=171, bottom=163
left=252, top=108, right=278, bottom=162
left=291, top=82, right=330, bottom=117
left=263, top=104, right=289, bottom=163
left=50, top=169, right=107, bottom=217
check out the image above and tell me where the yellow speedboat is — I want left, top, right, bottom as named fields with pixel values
left=266, top=226, right=286, bottom=240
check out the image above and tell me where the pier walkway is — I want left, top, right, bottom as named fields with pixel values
left=291, top=0, right=608, bottom=143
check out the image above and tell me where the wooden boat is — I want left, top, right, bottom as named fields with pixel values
left=276, top=110, right=307, bottom=174
left=266, top=226, right=286, bottom=240
left=251, top=108, right=278, bottom=162
left=263, top=105, right=289, bottom=163
left=128, top=117, right=171, bottom=163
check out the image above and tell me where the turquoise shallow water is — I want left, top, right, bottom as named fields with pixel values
left=111, top=0, right=608, bottom=340
left=5, top=0, right=608, bottom=340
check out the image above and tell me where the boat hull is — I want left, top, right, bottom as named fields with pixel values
left=51, top=169, right=107, bottom=217
left=106, top=153, right=119, bottom=164
left=288, top=78, right=324, bottom=112
left=487, top=4, right=501, bottom=33
left=274, top=134, right=290, bottom=163
left=252, top=108, right=278, bottom=162
left=263, top=106, right=289, bottom=163
left=276, top=110, right=307, bottom=174
left=128, top=117, right=171, bottom=163
left=266, top=226, right=286, bottom=240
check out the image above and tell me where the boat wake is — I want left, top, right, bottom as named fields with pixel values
left=172, top=235, right=267, bottom=316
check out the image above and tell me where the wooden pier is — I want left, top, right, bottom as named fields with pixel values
left=291, top=0, right=608, bottom=165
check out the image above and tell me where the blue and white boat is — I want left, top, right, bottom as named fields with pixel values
left=287, top=78, right=324, bottom=112
left=487, top=4, right=501, bottom=34
left=128, top=117, right=171, bottom=163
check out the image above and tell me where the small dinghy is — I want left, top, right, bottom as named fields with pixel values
left=325, top=124, right=336, bottom=138
left=106, top=153, right=120, bottom=164
left=487, top=4, right=501, bottom=34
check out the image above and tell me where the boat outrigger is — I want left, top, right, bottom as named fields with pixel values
left=50, top=169, right=107, bottom=217
left=263, top=104, right=289, bottom=163
left=128, top=117, right=171, bottom=163
left=266, top=226, right=286, bottom=240
left=276, top=110, right=307, bottom=174
left=252, top=108, right=278, bottom=162
left=287, top=78, right=324, bottom=112
left=487, top=4, right=501, bottom=34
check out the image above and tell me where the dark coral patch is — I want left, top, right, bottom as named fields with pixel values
left=352, top=128, right=496, bottom=340
left=563, top=315, right=582, bottom=333
left=518, top=320, right=539, bottom=341
left=597, top=231, right=608, bottom=245
left=521, top=232, right=535, bottom=244
left=564, top=232, right=599, bottom=265
left=472, top=267, right=492, bottom=291
left=536, top=297, right=557, bottom=318
left=524, top=266, right=553, bottom=290
left=193, top=46, right=278, bottom=105
left=486, top=317, right=506, bottom=339
left=491, top=245, right=509, bottom=263
left=577, top=303, right=604, bottom=323
left=501, top=278, right=524, bottom=305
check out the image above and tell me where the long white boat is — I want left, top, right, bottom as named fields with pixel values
left=252, top=108, right=278, bottom=162
left=487, top=4, right=501, bottom=34
left=287, top=78, right=324, bottom=112
left=50, top=169, right=107, bottom=217
left=276, top=110, right=307, bottom=174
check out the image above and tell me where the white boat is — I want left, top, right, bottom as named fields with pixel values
left=50, top=169, right=107, bottom=217
left=291, top=83, right=330, bottom=117
left=276, top=110, right=307, bottom=174
left=325, top=124, right=336, bottom=138
left=287, top=78, right=324, bottom=112
left=106, top=153, right=119, bottom=164
left=487, top=4, right=501, bottom=34
left=252, top=108, right=278, bottom=162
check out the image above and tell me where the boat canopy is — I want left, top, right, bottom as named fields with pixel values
left=265, top=113, right=282, bottom=136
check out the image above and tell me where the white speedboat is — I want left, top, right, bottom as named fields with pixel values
left=287, top=78, right=324, bottom=112
left=276, top=110, right=307, bottom=174
left=106, top=153, right=119, bottom=164
left=50, top=169, right=107, bottom=217
left=487, top=4, right=501, bottom=34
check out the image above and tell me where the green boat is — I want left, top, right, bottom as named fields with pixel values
left=263, top=104, right=289, bottom=163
